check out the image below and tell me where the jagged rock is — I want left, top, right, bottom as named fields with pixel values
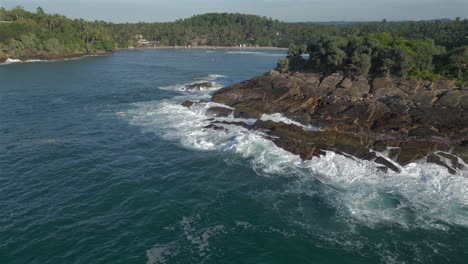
left=408, top=126, right=441, bottom=138
left=268, top=70, right=280, bottom=77
left=185, top=82, right=213, bottom=91
left=211, top=71, right=468, bottom=174
left=203, top=124, right=228, bottom=132
left=426, top=153, right=460, bottom=174
left=181, top=100, right=195, bottom=107
left=396, top=79, right=424, bottom=95
left=375, top=156, right=401, bottom=173
left=212, top=120, right=253, bottom=130
left=374, top=86, right=408, bottom=99
left=347, top=77, right=370, bottom=101
left=435, top=90, right=463, bottom=108
left=410, top=90, right=437, bottom=106
left=317, top=74, right=343, bottom=97
left=340, top=78, right=353, bottom=89
left=205, top=106, right=233, bottom=117
left=304, top=73, right=321, bottom=86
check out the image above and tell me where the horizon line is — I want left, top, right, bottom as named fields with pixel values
left=1, top=6, right=466, bottom=24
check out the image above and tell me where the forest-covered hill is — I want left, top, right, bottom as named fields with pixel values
left=0, top=7, right=115, bottom=60
left=0, top=6, right=466, bottom=84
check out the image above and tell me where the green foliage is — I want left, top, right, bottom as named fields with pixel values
left=0, top=7, right=466, bottom=85
left=408, top=69, right=443, bottom=81
left=276, top=58, right=289, bottom=72
left=351, top=53, right=372, bottom=76
left=44, top=38, right=64, bottom=53
left=285, top=31, right=466, bottom=84
left=435, top=45, right=468, bottom=83
left=0, top=7, right=116, bottom=59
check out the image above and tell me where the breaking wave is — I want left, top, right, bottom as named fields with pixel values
left=158, top=74, right=226, bottom=92
left=122, top=74, right=468, bottom=233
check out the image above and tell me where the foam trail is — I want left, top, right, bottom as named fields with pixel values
left=146, top=215, right=225, bottom=263
left=1, top=58, right=52, bottom=65
left=206, top=74, right=226, bottom=80
left=261, top=113, right=320, bottom=131
left=2, top=58, right=22, bottom=64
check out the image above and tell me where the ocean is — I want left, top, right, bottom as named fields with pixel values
left=1, top=49, right=467, bottom=264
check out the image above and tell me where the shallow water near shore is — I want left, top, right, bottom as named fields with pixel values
left=1, top=49, right=467, bottom=264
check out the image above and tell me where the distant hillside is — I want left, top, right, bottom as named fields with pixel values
left=107, top=13, right=288, bottom=47
left=300, top=18, right=453, bottom=26
left=106, top=13, right=467, bottom=49
left=1, top=7, right=466, bottom=68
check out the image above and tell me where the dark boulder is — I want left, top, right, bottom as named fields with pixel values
left=205, top=106, right=234, bottom=117
left=181, top=100, right=195, bottom=108
left=203, top=124, right=228, bottom=132
left=185, top=82, right=213, bottom=91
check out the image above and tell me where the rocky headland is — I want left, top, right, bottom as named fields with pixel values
left=183, top=70, right=467, bottom=174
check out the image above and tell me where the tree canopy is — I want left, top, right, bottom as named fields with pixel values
left=0, top=6, right=115, bottom=60
left=0, top=6, right=466, bottom=84
left=281, top=33, right=466, bottom=85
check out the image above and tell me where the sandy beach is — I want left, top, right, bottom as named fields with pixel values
left=121, top=45, right=288, bottom=51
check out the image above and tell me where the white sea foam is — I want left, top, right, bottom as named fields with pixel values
left=206, top=74, right=226, bottom=80
left=146, top=215, right=225, bottom=263
left=1, top=58, right=50, bottom=65
left=2, top=58, right=22, bottom=64
left=25, top=59, right=46, bottom=63
left=261, top=113, right=320, bottom=131
left=146, top=243, right=179, bottom=264
left=124, top=75, right=468, bottom=231
left=158, top=74, right=226, bottom=92
left=180, top=215, right=225, bottom=255
left=297, top=153, right=468, bottom=230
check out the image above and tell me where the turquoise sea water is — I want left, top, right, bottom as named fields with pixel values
left=1, top=49, right=467, bottom=264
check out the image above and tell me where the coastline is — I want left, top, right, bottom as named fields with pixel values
left=0, top=52, right=113, bottom=65
left=1, top=47, right=286, bottom=65
left=203, top=70, right=468, bottom=174
left=119, top=45, right=288, bottom=51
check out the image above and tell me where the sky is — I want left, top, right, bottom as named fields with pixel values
left=0, top=0, right=467, bottom=23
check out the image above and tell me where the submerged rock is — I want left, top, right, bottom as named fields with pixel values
left=185, top=82, right=213, bottom=91
left=205, top=106, right=233, bottom=117
left=181, top=100, right=195, bottom=107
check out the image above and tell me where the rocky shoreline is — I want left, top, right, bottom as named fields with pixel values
left=183, top=70, right=467, bottom=174
left=0, top=51, right=113, bottom=64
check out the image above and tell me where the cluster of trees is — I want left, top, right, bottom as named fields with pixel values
left=106, top=13, right=286, bottom=47
left=0, top=6, right=466, bottom=84
left=0, top=7, right=115, bottom=60
left=279, top=33, right=467, bottom=84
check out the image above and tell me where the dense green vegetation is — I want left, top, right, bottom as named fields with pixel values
left=0, top=6, right=466, bottom=84
left=277, top=18, right=467, bottom=85
left=0, top=6, right=115, bottom=60
left=106, top=13, right=286, bottom=47
left=279, top=32, right=467, bottom=85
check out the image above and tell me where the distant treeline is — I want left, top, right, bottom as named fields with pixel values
left=0, top=6, right=466, bottom=84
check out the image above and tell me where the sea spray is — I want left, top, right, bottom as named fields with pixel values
left=124, top=73, right=468, bottom=231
